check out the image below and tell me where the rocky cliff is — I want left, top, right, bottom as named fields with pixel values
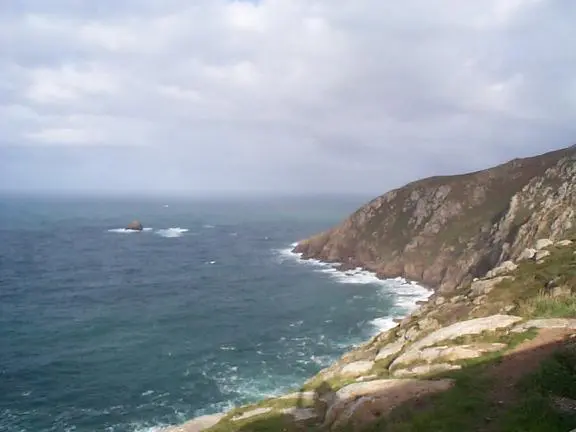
left=294, top=146, right=576, bottom=292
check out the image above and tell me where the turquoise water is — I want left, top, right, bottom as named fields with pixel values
left=0, top=196, right=429, bottom=431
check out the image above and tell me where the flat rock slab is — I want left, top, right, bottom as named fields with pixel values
left=391, top=315, right=522, bottom=369
left=231, top=407, right=272, bottom=422
left=281, top=407, right=319, bottom=423
left=393, top=343, right=507, bottom=367
left=485, top=261, right=517, bottom=278
left=470, top=276, right=513, bottom=297
left=323, top=379, right=454, bottom=430
left=375, top=340, right=405, bottom=362
left=535, top=250, right=551, bottom=261
left=512, top=318, right=576, bottom=333
left=340, top=360, right=375, bottom=377
left=162, top=413, right=225, bottom=432
left=393, top=363, right=461, bottom=377
left=535, top=238, right=553, bottom=250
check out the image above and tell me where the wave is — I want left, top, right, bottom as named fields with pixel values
left=155, top=228, right=189, bottom=238
left=108, top=227, right=188, bottom=238
left=108, top=227, right=153, bottom=233
left=275, top=241, right=432, bottom=335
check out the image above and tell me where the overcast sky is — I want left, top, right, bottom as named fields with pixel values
left=1, top=0, right=575, bottom=196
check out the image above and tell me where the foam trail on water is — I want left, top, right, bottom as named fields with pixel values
left=155, top=228, right=189, bottom=238
left=108, top=227, right=153, bottom=233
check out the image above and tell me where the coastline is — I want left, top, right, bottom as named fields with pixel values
left=162, top=242, right=434, bottom=431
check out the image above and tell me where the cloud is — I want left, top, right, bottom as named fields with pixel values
left=1, top=0, right=575, bottom=194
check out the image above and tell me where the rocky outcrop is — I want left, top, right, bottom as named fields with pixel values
left=392, top=343, right=507, bottom=369
left=126, top=220, right=143, bottom=231
left=390, top=315, right=522, bottom=368
left=294, top=146, right=576, bottom=292
left=322, top=379, right=454, bottom=430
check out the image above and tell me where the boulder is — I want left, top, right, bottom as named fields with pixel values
left=340, top=360, right=375, bottom=377
left=535, top=238, right=553, bottom=250
left=356, top=375, right=378, bottom=382
left=434, top=296, right=446, bottom=306
left=280, top=407, right=319, bottom=424
left=470, top=276, right=513, bottom=297
left=485, top=261, right=518, bottom=278
left=450, top=295, right=465, bottom=304
left=323, top=379, right=453, bottom=430
left=393, top=363, right=461, bottom=377
left=392, top=343, right=506, bottom=367
left=518, top=248, right=537, bottom=261
left=512, top=318, right=576, bottom=333
left=535, top=250, right=551, bottom=261
left=557, top=239, right=574, bottom=247
left=403, top=326, right=421, bottom=341
left=418, top=317, right=441, bottom=332
left=391, top=315, right=522, bottom=368
left=126, top=220, right=143, bottom=231
left=551, top=285, right=573, bottom=297
left=375, top=340, right=405, bottom=362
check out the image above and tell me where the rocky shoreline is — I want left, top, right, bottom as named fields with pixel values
left=163, top=236, right=576, bottom=432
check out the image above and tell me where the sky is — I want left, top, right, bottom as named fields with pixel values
left=1, top=0, right=575, bottom=196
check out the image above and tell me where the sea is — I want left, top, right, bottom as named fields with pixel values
left=0, top=195, right=431, bottom=432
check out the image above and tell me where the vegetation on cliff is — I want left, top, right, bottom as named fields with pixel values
left=294, top=146, right=576, bottom=292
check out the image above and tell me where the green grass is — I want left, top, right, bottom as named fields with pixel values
left=438, top=328, right=538, bottom=350
left=519, top=292, right=576, bottom=318
left=471, top=243, right=576, bottom=318
left=362, top=366, right=494, bottom=432
left=361, top=339, right=576, bottom=432
left=496, top=346, right=576, bottom=431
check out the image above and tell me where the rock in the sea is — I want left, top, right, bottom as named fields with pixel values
left=485, top=261, right=518, bottom=278
left=126, top=220, right=143, bottom=231
left=535, top=238, right=553, bottom=250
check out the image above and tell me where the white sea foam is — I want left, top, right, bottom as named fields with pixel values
left=108, top=227, right=153, bottom=233
left=155, top=228, right=189, bottom=238
left=275, top=241, right=433, bottom=336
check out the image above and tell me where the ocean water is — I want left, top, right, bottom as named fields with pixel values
left=0, top=196, right=431, bottom=432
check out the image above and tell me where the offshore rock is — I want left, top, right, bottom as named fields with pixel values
left=126, top=220, right=143, bottom=231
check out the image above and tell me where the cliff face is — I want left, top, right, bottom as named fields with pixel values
left=294, top=146, right=576, bottom=292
